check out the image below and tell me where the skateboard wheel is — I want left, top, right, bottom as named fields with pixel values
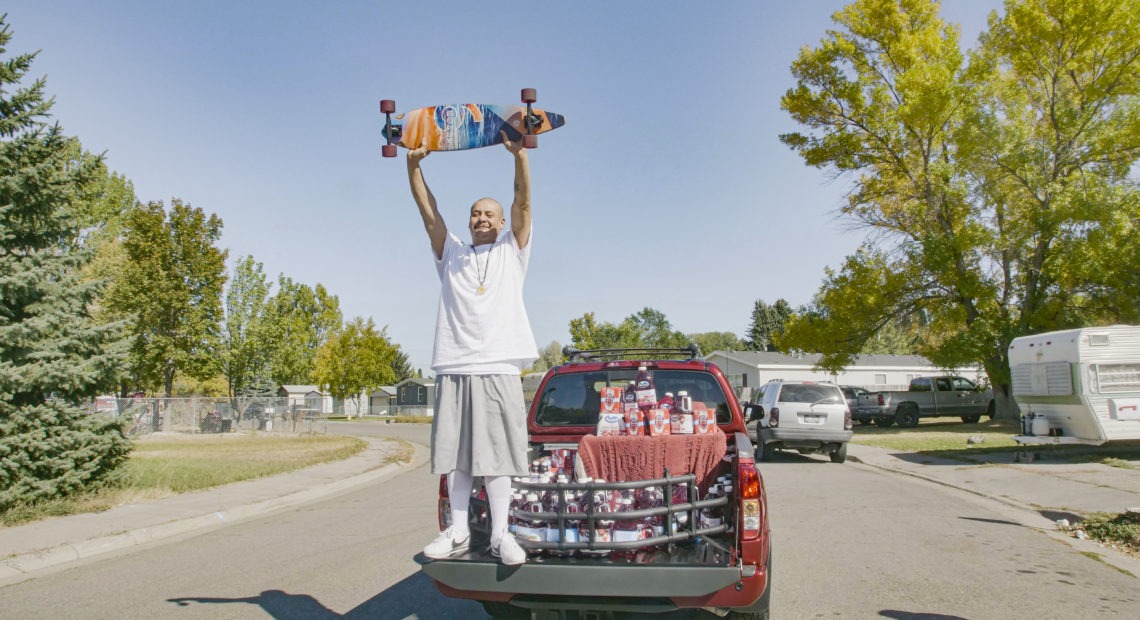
left=523, top=134, right=538, bottom=149
left=380, top=99, right=396, bottom=114
left=381, top=144, right=397, bottom=158
left=521, top=88, right=537, bottom=104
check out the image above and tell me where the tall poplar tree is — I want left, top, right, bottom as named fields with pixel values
left=110, top=200, right=227, bottom=397
left=0, top=17, right=131, bottom=510
left=262, top=276, right=341, bottom=385
left=312, top=316, right=399, bottom=415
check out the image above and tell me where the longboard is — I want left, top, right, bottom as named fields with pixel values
left=380, top=88, right=565, bottom=157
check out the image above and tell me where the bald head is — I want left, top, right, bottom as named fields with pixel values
left=468, top=198, right=505, bottom=246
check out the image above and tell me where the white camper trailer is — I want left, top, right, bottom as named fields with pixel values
left=1009, top=325, right=1140, bottom=446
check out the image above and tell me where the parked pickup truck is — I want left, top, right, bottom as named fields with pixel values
left=855, top=376, right=995, bottom=428
left=421, top=346, right=772, bottom=619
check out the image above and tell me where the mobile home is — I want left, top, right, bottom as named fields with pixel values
left=1009, top=325, right=1140, bottom=445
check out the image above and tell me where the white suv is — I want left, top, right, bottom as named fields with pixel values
left=745, top=381, right=853, bottom=463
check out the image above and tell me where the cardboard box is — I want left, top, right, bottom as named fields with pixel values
left=670, top=411, right=694, bottom=434
left=596, top=413, right=624, bottom=436
left=599, top=386, right=624, bottom=414
left=624, top=410, right=645, bottom=436
left=693, top=408, right=714, bottom=434
left=647, top=409, right=672, bottom=436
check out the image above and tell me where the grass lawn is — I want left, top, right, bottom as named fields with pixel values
left=850, top=417, right=1140, bottom=467
left=0, top=433, right=412, bottom=527
left=850, top=417, right=1022, bottom=452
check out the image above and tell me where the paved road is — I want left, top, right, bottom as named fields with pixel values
left=0, top=423, right=1136, bottom=619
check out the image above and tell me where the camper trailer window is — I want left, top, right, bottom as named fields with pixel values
left=1093, top=363, right=1140, bottom=394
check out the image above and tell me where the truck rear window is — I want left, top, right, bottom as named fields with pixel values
left=533, top=369, right=731, bottom=427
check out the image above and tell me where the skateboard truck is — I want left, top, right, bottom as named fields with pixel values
left=521, top=88, right=539, bottom=149
left=380, top=99, right=400, bottom=158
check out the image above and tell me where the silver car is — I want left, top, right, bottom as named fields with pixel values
left=745, top=381, right=853, bottom=463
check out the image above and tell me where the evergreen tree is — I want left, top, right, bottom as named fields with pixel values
left=745, top=299, right=792, bottom=352
left=0, top=18, right=131, bottom=510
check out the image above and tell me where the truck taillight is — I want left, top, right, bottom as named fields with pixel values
left=769, top=407, right=779, bottom=428
left=844, top=408, right=853, bottom=430
left=438, top=474, right=450, bottom=531
left=876, top=394, right=884, bottom=406
left=738, top=463, right=763, bottom=540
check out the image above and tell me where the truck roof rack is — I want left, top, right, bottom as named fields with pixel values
left=561, top=343, right=703, bottom=363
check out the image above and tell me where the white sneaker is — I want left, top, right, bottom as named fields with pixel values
left=424, top=526, right=470, bottom=559
left=492, top=532, right=526, bottom=566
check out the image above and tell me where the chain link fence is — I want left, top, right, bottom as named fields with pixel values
left=90, top=397, right=328, bottom=437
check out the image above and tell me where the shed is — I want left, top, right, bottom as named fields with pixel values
left=370, top=386, right=397, bottom=415
left=395, top=377, right=435, bottom=415
left=277, top=385, right=332, bottom=414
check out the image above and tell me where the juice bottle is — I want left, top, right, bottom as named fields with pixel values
left=515, top=492, right=546, bottom=543
left=672, top=481, right=691, bottom=532
left=622, top=381, right=639, bottom=414
left=698, top=484, right=723, bottom=530
left=507, top=491, right=524, bottom=535
left=592, top=481, right=614, bottom=549
left=675, top=391, right=694, bottom=434
left=610, top=496, right=642, bottom=559
left=634, top=366, right=657, bottom=411
left=544, top=476, right=568, bottom=544
left=576, top=485, right=600, bottom=554
left=636, top=486, right=665, bottom=538
left=658, top=392, right=675, bottom=412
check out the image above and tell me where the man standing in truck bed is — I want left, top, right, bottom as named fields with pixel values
left=406, top=132, right=538, bottom=566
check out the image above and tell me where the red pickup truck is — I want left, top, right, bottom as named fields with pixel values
left=421, top=346, right=772, bottom=619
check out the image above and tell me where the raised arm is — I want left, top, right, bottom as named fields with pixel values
left=407, top=147, right=447, bottom=259
left=501, top=131, right=531, bottom=249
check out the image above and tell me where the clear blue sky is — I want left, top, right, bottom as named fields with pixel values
left=6, top=0, right=1001, bottom=374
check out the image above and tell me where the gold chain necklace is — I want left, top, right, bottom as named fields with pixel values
left=472, top=244, right=490, bottom=295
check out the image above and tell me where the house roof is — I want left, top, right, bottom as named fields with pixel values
left=708, top=350, right=936, bottom=369
left=396, top=377, right=434, bottom=387
left=280, top=384, right=321, bottom=394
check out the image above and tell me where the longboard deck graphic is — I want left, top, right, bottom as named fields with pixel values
left=387, top=104, right=565, bottom=152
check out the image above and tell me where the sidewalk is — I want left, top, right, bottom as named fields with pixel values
left=0, top=435, right=421, bottom=587
left=847, top=442, right=1140, bottom=574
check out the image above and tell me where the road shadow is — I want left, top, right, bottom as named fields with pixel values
left=880, top=611, right=968, bottom=620
left=887, top=452, right=986, bottom=467
left=1039, top=509, right=1083, bottom=524
left=168, top=571, right=479, bottom=619
left=957, top=516, right=1021, bottom=527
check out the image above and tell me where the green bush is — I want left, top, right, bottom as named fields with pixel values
left=1079, top=512, right=1140, bottom=555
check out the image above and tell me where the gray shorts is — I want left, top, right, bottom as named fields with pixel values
left=431, top=374, right=529, bottom=477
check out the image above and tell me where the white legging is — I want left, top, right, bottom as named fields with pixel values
left=448, top=470, right=512, bottom=541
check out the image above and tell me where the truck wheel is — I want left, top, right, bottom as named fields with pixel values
left=960, top=415, right=981, bottom=424
left=874, top=417, right=895, bottom=428
left=830, top=442, right=848, bottom=463
left=755, top=438, right=768, bottom=462
left=895, top=404, right=920, bottom=428
left=480, top=601, right=528, bottom=619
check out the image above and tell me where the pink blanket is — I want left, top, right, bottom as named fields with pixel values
left=576, top=430, right=727, bottom=492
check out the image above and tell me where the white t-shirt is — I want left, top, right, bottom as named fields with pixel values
left=431, top=229, right=539, bottom=374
